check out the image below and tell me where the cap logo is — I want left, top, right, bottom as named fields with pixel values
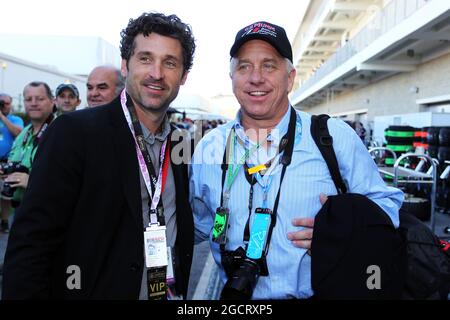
left=231, top=21, right=292, bottom=63
left=242, top=22, right=277, bottom=38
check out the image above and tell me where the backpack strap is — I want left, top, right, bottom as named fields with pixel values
left=310, top=114, right=347, bottom=194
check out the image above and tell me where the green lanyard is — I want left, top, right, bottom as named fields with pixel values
left=223, top=129, right=262, bottom=207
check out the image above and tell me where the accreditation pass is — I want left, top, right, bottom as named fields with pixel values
left=144, top=225, right=168, bottom=268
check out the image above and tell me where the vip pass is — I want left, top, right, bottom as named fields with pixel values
left=144, top=225, right=168, bottom=268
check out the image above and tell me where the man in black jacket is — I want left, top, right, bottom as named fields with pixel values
left=2, top=12, right=195, bottom=300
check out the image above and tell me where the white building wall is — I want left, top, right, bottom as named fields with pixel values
left=0, top=53, right=87, bottom=112
left=301, top=52, right=450, bottom=120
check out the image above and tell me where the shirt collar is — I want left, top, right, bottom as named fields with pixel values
left=233, top=105, right=292, bottom=148
left=140, top=115, right=171, bottom=145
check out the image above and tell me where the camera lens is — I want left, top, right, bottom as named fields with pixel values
left=220, top=258, right=260, bottom=300
left=1, top=182, right=15, bottom=200
left=0, top=163, right=28, bottom=200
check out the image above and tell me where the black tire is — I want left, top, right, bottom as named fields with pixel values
left=401, top=197, right=431, bottom=221
left=387, top=125, right=417, bottom=132
left=385, top=137, right=415, bottom=144
left=386, top=140, right=414, bottom=146
left=427, top=127, right=441, bottom=146
left=427, top=145, right=438, bottom=159
left=385, top=126, right=416, bottom=144
left=438, top=146, right=450, bottom=163
left=386, top=144, right=414, bottom=153
left=439, top=127, right=450, bottom=147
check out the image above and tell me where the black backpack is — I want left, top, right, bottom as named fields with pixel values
left=398, top=211, right=450, bottom=299
left=311, top=114, right=450, bottom=300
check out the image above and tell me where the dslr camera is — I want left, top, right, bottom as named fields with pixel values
left=220, top=246, right=268, bottom=300
left=0, top=100, right=5, bottom=109
left=0, top=162, right=29, bottom=199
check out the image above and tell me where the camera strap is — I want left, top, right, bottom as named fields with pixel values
left=219, top=107, right=296, bottom=256
left=21, top=113, right=55, bottom=158
left=33, top=113, right=55, bottom=148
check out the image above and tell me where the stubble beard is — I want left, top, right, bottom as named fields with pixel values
left=135, top=94, right=171, bottom=116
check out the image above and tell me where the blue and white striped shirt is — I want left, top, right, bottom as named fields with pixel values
left=189, top=107, right=404, bottom=299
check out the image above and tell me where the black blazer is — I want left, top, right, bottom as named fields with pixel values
left=2, top=97, right=194, bottom=299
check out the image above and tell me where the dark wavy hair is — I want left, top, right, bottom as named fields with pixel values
left=120, top=12, right=196, bottom=74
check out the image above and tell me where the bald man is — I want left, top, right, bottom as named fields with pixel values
left=86, top=65, right=125, bottom=107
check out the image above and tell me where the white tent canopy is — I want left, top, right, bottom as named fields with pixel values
left=170, top=92, right=230, bottom=120
left=170, top=107, right=229, bottom=121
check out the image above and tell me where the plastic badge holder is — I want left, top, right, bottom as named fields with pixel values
left=212, top=207, right=230, bottom=244
left=246, top=208, right=272, bottom=259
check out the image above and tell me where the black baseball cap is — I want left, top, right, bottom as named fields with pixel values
left=55, top=83, right=79, bottom=98
left=230, top=21, right=293, bottom=63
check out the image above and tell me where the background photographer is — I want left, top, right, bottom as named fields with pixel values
left=0, top=82, right=55, bottom=230
left=0, top=93, right=24, bottom=233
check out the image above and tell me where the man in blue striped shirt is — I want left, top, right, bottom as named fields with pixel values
left=189, top=21, right=403, bottom=299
